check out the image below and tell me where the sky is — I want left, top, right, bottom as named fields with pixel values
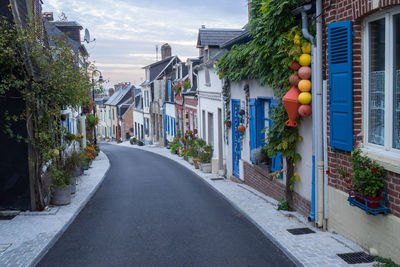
left=42, top=0, right=249, bottom=89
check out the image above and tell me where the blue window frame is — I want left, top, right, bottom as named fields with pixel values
left=168, top=80, right=172, bottom=101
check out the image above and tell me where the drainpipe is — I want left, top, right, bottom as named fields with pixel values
left=300, top=3, right=324, bottom=227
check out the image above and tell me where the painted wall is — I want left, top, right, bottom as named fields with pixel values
left=328, top=187, right=400, bottom=263
left=227, top=79, right=313, bottom=202
left=133, top=109, right=144, bottom=140
left=165, top=102, right=176, bottom=142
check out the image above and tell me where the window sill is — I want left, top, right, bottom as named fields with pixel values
left=361, top=146, right=400, bottom=174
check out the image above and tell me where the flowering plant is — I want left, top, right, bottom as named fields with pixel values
left=84, top=145, right=97, bottom=161
left=182, top=79, right=191, bottom=89
left=335, top=149, right=385, bottom=197
left=172, top=83, right=182, bottom=94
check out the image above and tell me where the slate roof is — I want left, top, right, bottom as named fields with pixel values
left=51, top=21, right=83, bottom=29
left=140, top=56, right=180, bottom=87
left=220, top=28, right=251, bottom=49
left=44, top=19, right=81, bottom=52
left=105, top=85, right=134, bottom=106
left=197, top=28, right=245, bottom=48
left=118, top=98, right=134, bottom=117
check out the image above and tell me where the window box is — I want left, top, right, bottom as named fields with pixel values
left=347, top=188, right=390, bottom=216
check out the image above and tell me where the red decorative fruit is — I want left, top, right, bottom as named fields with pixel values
left=238, top=125, right=245, bottom=132
left=298, top=104, right=312, bottom=117
left=289, top=74, right=299, bottom=86
left=298, top=66, right=311, bottom=79
left=290, top=62, right=301, bottom=71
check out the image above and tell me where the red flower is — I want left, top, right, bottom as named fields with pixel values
left=362, top=166, right=367, bottom=170
left=345, top=179, right=350, bottom=184
left=326, top=170, right=331, bottom=175
left=346, top=173, right=350, bottom=177
left=350, top=192, right=353, bottom=196
left=371, top=166, right=378, bottom=172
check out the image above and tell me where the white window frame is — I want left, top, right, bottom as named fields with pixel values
left=363, top=7, right=400, bottom=164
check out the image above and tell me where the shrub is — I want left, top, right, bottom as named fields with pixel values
left=199, top=144, right=213, bottom=163
left=277, top=198, right=290, bottom=211
left=130, top=137, right=137, bottom=145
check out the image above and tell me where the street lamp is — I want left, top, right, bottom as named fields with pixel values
left=91, top=70, right=103, bottom=145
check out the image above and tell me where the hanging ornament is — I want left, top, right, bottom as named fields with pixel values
left=289, top=74, right=299, bottom=86
left=298, top=105, right=312, bottom=117
left=298, top=79, right=312, bottom=92
left=283, top=86, right=301, bottom=127
left=299, top=54, right=311, bottom=66
left=298, top=66, right=311, bottom=79
left=298, top=92, right=312, bottom=105
left=290, top=62, right=301, bottom=71
left=238, top=125, right=245, bottom=132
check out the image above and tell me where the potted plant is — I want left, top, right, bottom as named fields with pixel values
left=199, top=144, right=213, bottom=173
left=65, top=151, right=81, bottom=194
left=225, top=119, right=232, bottom=128
left=51, top=165, right=72, bottom=205
left=337, top=149, right=385, bottom=209
left=130, top=137, right=137, bottom=145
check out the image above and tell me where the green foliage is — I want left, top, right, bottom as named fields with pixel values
left=130, top=137, right=137, bottom=145
left=199, top=144, right=213, bottom=163
left=51, top=165, right=72, bottom=188
left=337, top=149, right=385, bottom=197
left=277, top=198, right=290, bottom=211
left=0, top=16, right=96, bottom=209
left=216, top=0, right=308, bottom=193
left=374, top=256, right=399, bottom=267
left=86, top=114, right=99, bottom=128
left=170, top=142, right=183, bottom=154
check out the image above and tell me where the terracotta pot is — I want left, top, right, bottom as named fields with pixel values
left=193, top=158, right=199, bottom=169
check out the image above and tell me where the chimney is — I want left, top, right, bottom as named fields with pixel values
left=161, top=43, right=172, bottom=60
left=42, top=12, right=54, bottom=21
left=108, top=88, right=115, bottom=97
left=201, top=25, right=206, bottom=28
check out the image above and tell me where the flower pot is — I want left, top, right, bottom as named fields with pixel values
left=200, top=162, right=212, bottom=173
left=193, top=158, right=199, bottom=169
left=354, top=192, right=381, bottom=209
left=51, top=185, right=71, bottom=205
left=83, top=164, right=89, bottom=170
left=188, top=157, right=193, bottom=164
left=74, top=167, right=81, bottom=177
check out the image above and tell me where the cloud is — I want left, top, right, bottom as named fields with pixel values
left=42, top=0, right=248, bottom=87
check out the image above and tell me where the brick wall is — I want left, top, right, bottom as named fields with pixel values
left=122, top=104, right=134, bottom=141
left=243, top=161, right=311, bottom=217
left=323, top=0, right=400, bottom=217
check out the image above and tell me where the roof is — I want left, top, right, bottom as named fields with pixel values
left=220, top=28, right=252, bottom=49
left=105, top=85, right=134, bottom=106
left=134, top=92, right=143, bottom=110
left=197, top=28, right=245, bottom=48
left=44, top=19, right=80, bottom=52
left=119, top=98, right=134, bottom=117
left=51, top=21, right=83, bottom=29
left=140, top=56, right=180, bottom=86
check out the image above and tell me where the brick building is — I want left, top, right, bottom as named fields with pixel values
left=323, top=0, right=400, bottom=262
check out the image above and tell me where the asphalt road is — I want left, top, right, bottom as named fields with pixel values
left=39, top=144, right=295, bottom=267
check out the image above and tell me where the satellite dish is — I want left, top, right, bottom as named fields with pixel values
left=83, top=29, right=90, bottom=43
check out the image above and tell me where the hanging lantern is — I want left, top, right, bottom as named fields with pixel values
left=283, top=86, right=301, bottom=127
left=238, top=125, right=245, bottom=132
left=298, top=105, right=312, bottom=117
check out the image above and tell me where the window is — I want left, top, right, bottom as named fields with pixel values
left=364, top=10, right=400, bottom=152
left=109, top=110, right=111, bottom=119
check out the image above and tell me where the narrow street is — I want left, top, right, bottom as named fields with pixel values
left=38, top=144, right=295, bottom=266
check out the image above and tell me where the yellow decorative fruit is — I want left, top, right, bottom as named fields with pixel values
left=301, top=42, right=311, bottom=54
left=294, top=34, right=301, bottom=45
left=298, top=79, right=312, bottom=92
left=298, top=92, right=312, bottom=104
left=299, top=54, right=311, bottom=66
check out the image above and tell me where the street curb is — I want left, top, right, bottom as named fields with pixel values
left=29, top=151, right=111, bottom=267
left=114, top=144, right=304, bottom=267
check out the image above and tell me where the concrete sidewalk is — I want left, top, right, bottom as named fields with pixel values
left=0, top=151, right=110, bottom=267
left=116, top=141, right=374, bottom=267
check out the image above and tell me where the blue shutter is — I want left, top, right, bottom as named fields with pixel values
left=328, top=21, right=353, bottom=151
left=249, top=99, right=257, bottom=163
left=270, top=99, right=282, bottom=173
left=256, top=101, right=265, bottom=147
left=173, top=118, right=176, bottom=136
left=168, top=80, right=172, bottom=101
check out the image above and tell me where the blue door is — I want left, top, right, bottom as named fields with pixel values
left=232, top=99, right=241, bottom=177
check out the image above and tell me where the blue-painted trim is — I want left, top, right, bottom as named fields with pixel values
left=310, top=155, right=316, bottom=221
left=232, top=99, right=241, bottom=177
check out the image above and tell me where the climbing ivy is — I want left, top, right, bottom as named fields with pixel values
left=216, top=0, right=311, bottom=198
left=0, top=17, right=95, bottom=210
